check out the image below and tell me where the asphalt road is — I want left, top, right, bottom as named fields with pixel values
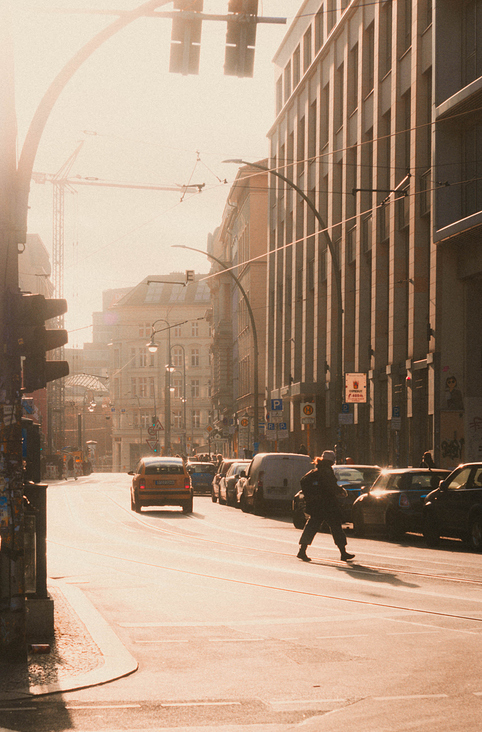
left=7, top=472, right=482, bottom=731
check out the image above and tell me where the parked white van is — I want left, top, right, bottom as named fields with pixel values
left=238, top=452, right=313, bottom=515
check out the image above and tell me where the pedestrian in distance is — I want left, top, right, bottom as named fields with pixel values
left=298, top=443, right=309, bottom=455
left=297, top=450, right=355, bottom=563
left=420, top=451, right=436, bottom=469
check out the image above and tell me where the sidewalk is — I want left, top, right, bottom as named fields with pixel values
left=0, top=579, right=138, bottom=701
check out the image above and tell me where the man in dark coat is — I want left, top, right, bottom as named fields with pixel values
left=297, top=450, right=355, bottom=562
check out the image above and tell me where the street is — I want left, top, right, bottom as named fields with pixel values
left=4, top=472, right=482, bottom=731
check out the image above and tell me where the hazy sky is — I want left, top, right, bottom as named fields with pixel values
left=10, top=0, right=297, bottom=347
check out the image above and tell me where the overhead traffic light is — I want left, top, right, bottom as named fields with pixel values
left=224, top=0, right=259, bottom=78
left=169, top=0, right=204, bottom=75
left=13, top=293, right=69, bottom=393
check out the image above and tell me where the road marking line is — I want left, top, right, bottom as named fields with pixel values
left=473, top=692, right=482, bottom=696
left=0, top=707, right=37, bottom=712
left=65, top=704, right=141, bottom=710
left=373, top=694, right=448, bottom=701
left=271, top=699, right=346, bottom=706
left=160, top=701, right=242, bottom=707
left=316, top=634, right=368, bottom=639
left=386, top=631, right=439, bottom=635
left=135, top=640, right=189, bottom=643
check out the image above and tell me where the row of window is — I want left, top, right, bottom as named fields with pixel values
left=111, top=378, right=210, bottom=399
left=133, top=410, right=204, bottom=429
left=138, top=321, right=204, bottom=338
left=126, top=346, right=204, bottom=369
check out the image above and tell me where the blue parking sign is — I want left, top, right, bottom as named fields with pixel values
left=271, top=399, right=283, bottom=411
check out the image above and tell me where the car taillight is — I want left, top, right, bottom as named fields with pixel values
left=139, top=481, right=146, bottom=491
left=258, top=470, right=264, bottom=489
left=184, top=479, right=190, bottom=491
left=399, top=493, right=410, bottom=508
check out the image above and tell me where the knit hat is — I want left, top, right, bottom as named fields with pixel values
left=321, top=450, right=336, bottom=463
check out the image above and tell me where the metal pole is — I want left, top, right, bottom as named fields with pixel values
left=165, top=327, right=171, bottom=454
left=223, top=159, right=344, bottom=439
left=173, top=246, right=260, bottom=451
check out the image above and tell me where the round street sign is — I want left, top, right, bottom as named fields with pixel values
left=302, top=404, right=314, bottom=416
left=240, top=418, right=249, bottom=428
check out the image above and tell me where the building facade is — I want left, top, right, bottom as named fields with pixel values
left=108, top=274, right=212, bottom=470
left=208, top=163, right=268, bottom=456
left=266, top=0, right=442, bottom=465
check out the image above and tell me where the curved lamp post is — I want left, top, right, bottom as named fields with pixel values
left=172, top=245, right=260, bottom=451
left=147, top=318, right=203, bottom=454
left=223, top=158, right=344, bottom=439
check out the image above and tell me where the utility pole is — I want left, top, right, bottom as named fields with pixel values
left=0, top=7, right=26, bottom=660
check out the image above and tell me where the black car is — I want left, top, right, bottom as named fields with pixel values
left=291, top=464, right=382, bottom=529
left=351, top=468, right=449, bottom=539
left=423, top=462, right=482, bottom=551
left=211, top=459, right=238, bottom=503
left=186, top=461, right=217, bottom=495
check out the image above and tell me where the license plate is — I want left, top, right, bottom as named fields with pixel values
left=155, top=479, right=175, bottom=485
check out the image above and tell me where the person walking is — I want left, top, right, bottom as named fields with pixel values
left=297, top=450, right=355, bottom=562
left=420, top=451, right=436, bottom=469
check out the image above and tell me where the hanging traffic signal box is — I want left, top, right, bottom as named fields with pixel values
left=13, top=293, right=69, bottom=393
left=169, top=0, right=204, bottom=75
left=224, top=0, right=258, bottom=78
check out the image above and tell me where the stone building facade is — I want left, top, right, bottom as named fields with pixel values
left=265, top=0, right=455, bottom=466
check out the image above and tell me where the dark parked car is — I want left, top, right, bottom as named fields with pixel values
left=351, top=468, right=449, bottom=539
left=212, top=459, right=238, bottom=503
left=219, top=460, right=251, bottom=506
left=187, top=461, right=217, bottom=495
left=423, top=463, right=482, bottom=551
left=291, top=464, right=382, bottom=529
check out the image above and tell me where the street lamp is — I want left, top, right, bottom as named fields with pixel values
left=172, top=245, right=260, bottom=451
left=147, top=318, right=203, bottom=455
left=223, top=158, right=344, bottom=446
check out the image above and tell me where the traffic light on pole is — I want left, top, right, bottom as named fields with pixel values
left=224, top=0, right=258, bottom=78
left=169, top=0, right=204, bottom=75
left=13, top=293, right=69, bottom=393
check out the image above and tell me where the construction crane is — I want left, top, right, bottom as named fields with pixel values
left=32, top=142, right=204, bottom=453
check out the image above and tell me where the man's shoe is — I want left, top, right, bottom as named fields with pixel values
left=297, top=548, right=311, bottom=562
left=340, top=551, right=355, bottom=561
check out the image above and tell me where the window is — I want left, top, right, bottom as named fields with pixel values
left=320, top=83, right=329, bottom=148
left=380, top=1, right=392, bottom=77
left=334, top=63, right=344, bottom=131
left=327, top=0, right=336, bottom=34
left=192, top=409, right=201, bottom=428
left=447, top=467, right=472, bottom=490
left=139, top=348, right=147, bottom=367
left=172, top=377, right=182, bottom=399
left=464, top=1, right=482, bottom=85
left=462, top=123, right=482, bottom=217
left=191, top=379, right=200, bottom=398
left=149, top=377, right=155, bottom=398
left=348, top=43, right=358, bottom=114
left=131, top=378, right=137, bottom=397
left=130, top=348, right=136, bottom=368
left=191, top=321, right=199, bottom=337
left=347, top=227, right=356, bottom=263
left=303, top=26, right=312, bottom=72
left=173, top=324, right=182, bottom=337
left=293, top=45, right=301, bottom=87
left=284, top=60, right=292, bottom=102
left=363, top=24, right=374, bottom=97
left=144, top=282, right=163, bottom=303
left=276, top=76, right=283, bottom=113
left=315, top=6, right=324, bottom=52
left=138, top=377, right=147, bottom=398
left=401, top=0, right=412, bottom=54
left=172, top=410, right=182, bottom=429
left=190, top=348, right=200, bottom=367
left=171, top=346, right=184, bottom=368
left=138, top=322, right=151, bottom=338
left=420, top=171, right=431, bottom=217
left=141, top=413, right=150, bottom=428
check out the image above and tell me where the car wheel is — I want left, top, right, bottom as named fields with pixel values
left=423, top=515, right=440, bottom=547
left=131, top=494, right=141, bottom=513
left=292, top=509, right=306, bottom=530
left=240, top=491, right=251, bottom=513
left=211, top=488, right=217, bottom=503
left=253, top=489, right=265, bottom=516
left=183, top=499, right=193, bottom=514
left=219, top=490, right=226, bottom=505
left=352, top=507, right=365, bottom=537
left=468, top=515, right=482, bottom=552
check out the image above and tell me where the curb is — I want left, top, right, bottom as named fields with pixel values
left=29, top=580, right=138, bottom=696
